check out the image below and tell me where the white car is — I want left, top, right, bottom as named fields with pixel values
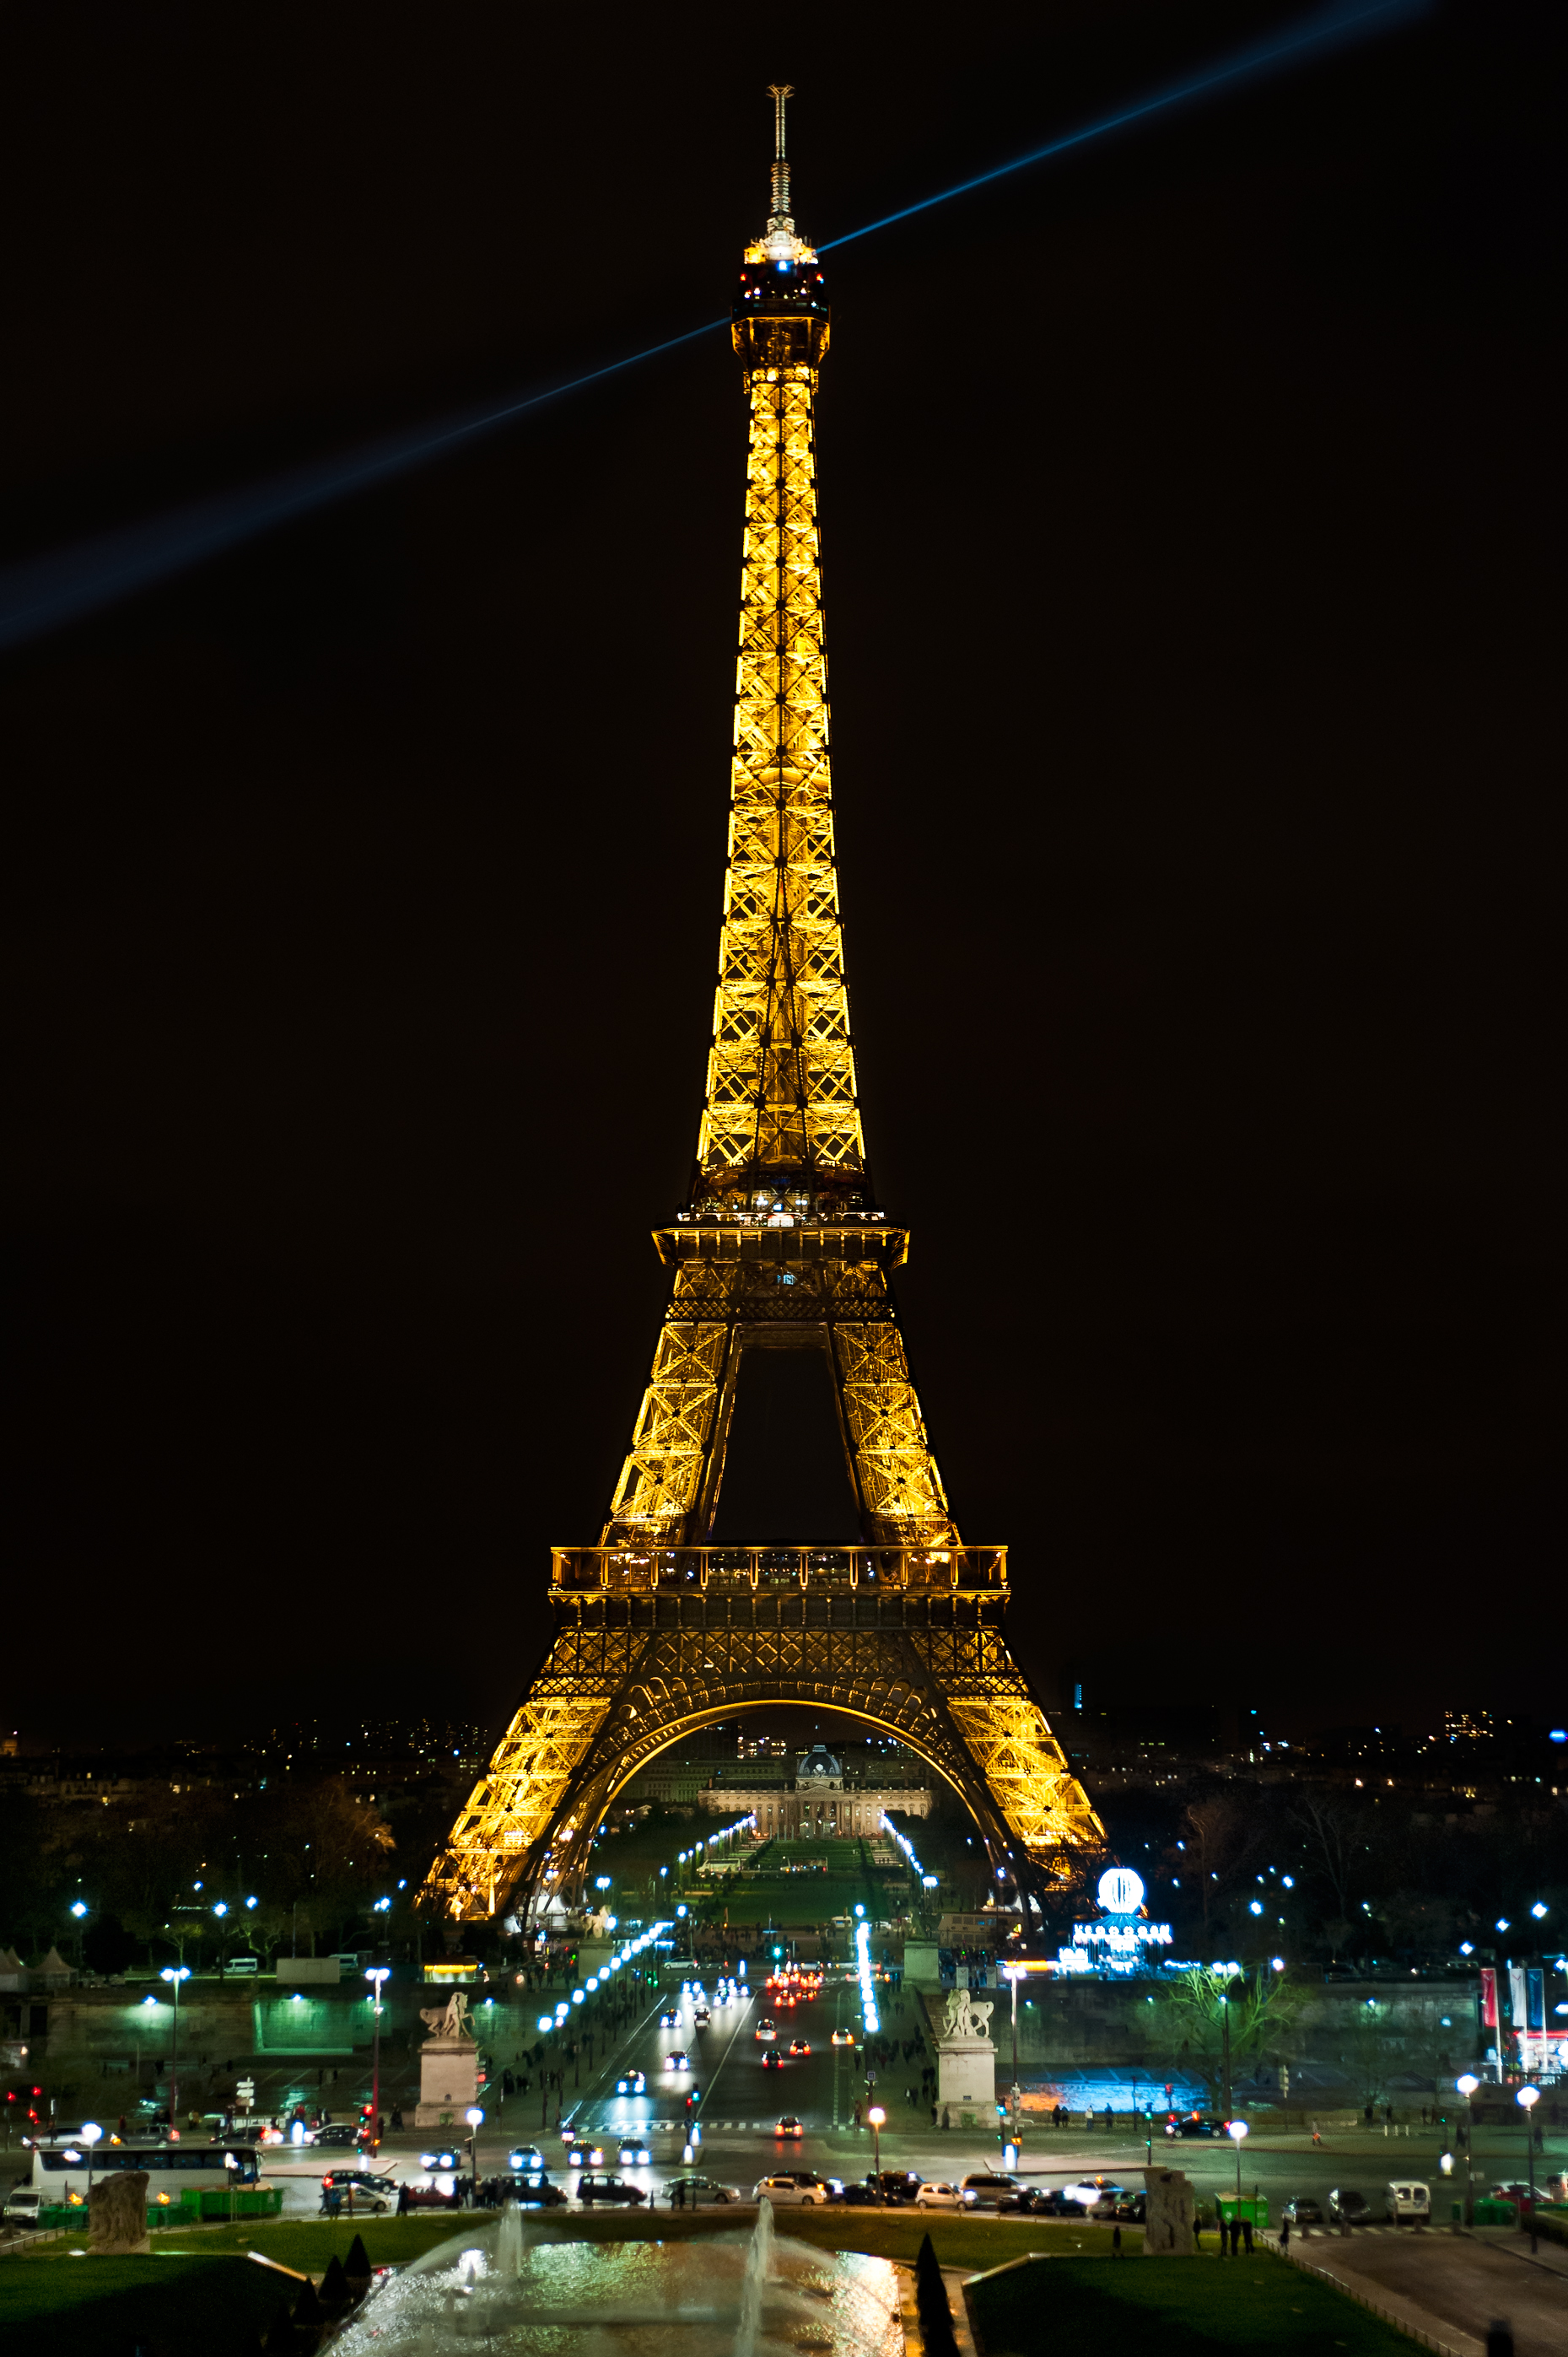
left=915, top=2181, right=969, bottom=2210
left=1385, top=2180, right=1431, bottom=2224
left=755, top=2172, right=830, bottom=2206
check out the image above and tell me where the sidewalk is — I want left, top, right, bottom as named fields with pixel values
left=1277, top=2226, right=1568, bottom=2357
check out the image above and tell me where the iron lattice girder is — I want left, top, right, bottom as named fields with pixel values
left=421, top=1581, right=1103, bottom=1921
left=699, top=363, right=861, bottom=1178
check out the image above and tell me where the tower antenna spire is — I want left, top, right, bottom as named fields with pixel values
left=767, top=82, right=794, bottom=231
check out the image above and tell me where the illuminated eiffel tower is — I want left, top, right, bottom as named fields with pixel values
left=422, top=90, right=1102, bottom=1923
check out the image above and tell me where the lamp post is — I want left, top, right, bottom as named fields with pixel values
left=1227, top=2117, right=1248, bottom=2209
left=867, top=2104, right=886, bottom=2202
left=80, top=2120, right=100, bottom=2207
left=466, top=2106, right=483, bottom=2204
left=1456, top=2074, right=1479, bottom=2224
left=1517, top=2086, right=1539, bottom=2252
left=159, top=1966, right=190, bottom=2137
left=364, top=1969, right=391, bottom=2156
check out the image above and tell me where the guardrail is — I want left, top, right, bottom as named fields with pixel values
left=552, top=1546, right=1007, bottom=1594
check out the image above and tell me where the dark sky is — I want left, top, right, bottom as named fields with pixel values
left=3, top=2, right=1559, bottom=1750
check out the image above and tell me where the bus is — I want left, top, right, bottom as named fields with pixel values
left=30, top=2139, right=266, bottom=2207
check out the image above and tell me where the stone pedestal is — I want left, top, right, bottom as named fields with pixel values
left=414, top=2037, right=480, bottom=2129
left=89, top=2172, right=150, bottom=2254
left=1140, top=2166, right=1196, bottom=2256
left=935, top=2036, right=995, bottom=2128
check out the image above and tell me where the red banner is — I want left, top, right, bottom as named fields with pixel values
left=1479, top=1966, right=1497, bottom=2028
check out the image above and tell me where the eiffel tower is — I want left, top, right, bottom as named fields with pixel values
left=421, top=90, right=1102, bottom=1925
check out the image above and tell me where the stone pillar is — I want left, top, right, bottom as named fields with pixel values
left=1141, top=2165, right=1196, bottom=2256
left=415, top=2036, right=480, bottom=2128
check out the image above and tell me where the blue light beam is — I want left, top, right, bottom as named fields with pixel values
left=0, top=0, right=1427, bottom=653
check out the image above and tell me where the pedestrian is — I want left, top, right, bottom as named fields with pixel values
left=392, top=2107, right=404, bottom=2132
left=930, top=2102, right=938, bottom=2128
left=1241, top=2218, right=1253, bottom=2255
left=1311, top=2122, right=1321, bottom=2146
left=941, top=2106, right=951, bottom=2131
left=1280, top=2215, right=1290, bottom=2252
left=853, top=2101, right=863, bottom=2130
left=1193, top=2211, right=1203, bottom=2252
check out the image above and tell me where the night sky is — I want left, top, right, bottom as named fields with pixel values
left=3, top=3, right=1559, bottom=1747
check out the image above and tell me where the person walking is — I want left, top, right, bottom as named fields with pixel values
left=1280, top=2214, right=1291, bottom=2253
left=853, top=2101, right=863, bottom=2130
left=941, top=2105, right=951, bottom=2132
left=930, top=2101, right=939, bottom=2128
left=1241, top=2216, right=1253, bottom=2255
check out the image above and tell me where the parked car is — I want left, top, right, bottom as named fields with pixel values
left=755, top=2172, right=830, bottom=2206
left=321, top=2171, right=399, bottom=2213
left=615, top=2071, right=646, bottom=2095
left=830, top=2029, right=855, bottom=2047
left=1490, top=2182, right=1538, bottom=2219
left=1019, top=2190, right=1086, bottom=2218
left=2, top=2188, right=45, bottom=2229
left=1328, top=2188, right=1371, bottom=2226
left=774, top=2117, right=804, bottom=2140
left=831, top=2182, right=883, bottom=2206
left=617, top=2141, right=652, bottom=2167
left=1110, top=2193, right=1147, bottom=2224
left=506, top=2175, right=568, bottom=2209
left=915, top=2181, right=969, bottom=2210
left=1283, top=2198, right=1326, bottom=2230
left=961, top=2171, right=1022, bottom=2209
left=787, top=2039, right=811, bottom=2058
left=996, top=2186, right=1046, bottom=2214
left=665, top=2174, right=741, bottom=2206
left=402, top=2181, right=464, bottom=2209
left=578, top=2175, right=647, bottom=2205
left=1385, top=2182, right=1431, bottom=2225
left=866, top=2171, right=924, bottom=2205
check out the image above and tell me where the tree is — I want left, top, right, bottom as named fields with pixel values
left=1156, top=1966, right=1301, bottom=2111
left=1172, top=1793, right=1260, bottom=1936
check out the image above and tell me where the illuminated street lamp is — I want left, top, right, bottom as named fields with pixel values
left=364, top=1968, right=391, bottom=2155
left=1227, top=2116, right=1248, bottom=2203
left=159, top=1966, right=191, bottom=2136
left=80, top=2120, right=101, bottom=2205
left=466, top=2104, right=484, bottom=2196
left=867, top=2104, right=886, bottom=2200
left=1517, top=2086, right=1540, bottom=2251
left=1456, top=2074, right=1479, bottom=2220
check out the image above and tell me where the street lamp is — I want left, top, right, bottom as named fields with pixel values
left=1227, top=2117, right=1248, bottom=2204
left=867, top=2104, right=886, bottom=2201
left=364, top=1969, right=391, bottom=2155
left=466, top=2105, right=484, bottom=2201
left=1456, top=2075, right=1479, bottom=2222
left=80, top=2121, right=101, bottom=2206
left=1517, top=2086, right=1540, bottom=2252
left=159, top=1967, right=191, bottom=2137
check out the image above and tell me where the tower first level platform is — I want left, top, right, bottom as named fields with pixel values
left=422, top=1546, right=1102, bottom=1920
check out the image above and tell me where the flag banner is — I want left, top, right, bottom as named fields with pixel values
left=1525, top=1967, right=1545, bottom=2033
left=1479, top=1966, right=1497, bottom=2028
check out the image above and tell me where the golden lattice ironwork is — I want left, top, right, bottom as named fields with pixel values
left=420, top=96, right=1102, bottom=1926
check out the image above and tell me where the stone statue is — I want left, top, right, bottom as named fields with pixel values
left=1140, top=2166, right=1195, bottom=2257
left=89, top=2171, right=150, bottom=2254
left=940, top=1989, right=994, bottom=2042
left=418, top=1993, right=473, bottom=2042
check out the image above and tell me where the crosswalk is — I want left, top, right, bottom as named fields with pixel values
left=586, top=2122, right=801, bottom=2135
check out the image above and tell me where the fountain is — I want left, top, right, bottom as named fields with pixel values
left=331, top=2196, right=901, bottom=2357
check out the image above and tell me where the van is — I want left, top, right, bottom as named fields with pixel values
left=222, top=1955, right=259, bottom=1977
left=2, top=2187, right=45, bottom=2228
left=1385, top=2181, right=1430, bottom=2224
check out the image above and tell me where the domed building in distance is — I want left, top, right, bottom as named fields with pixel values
left=699, top=1739, right=932, bottom=1842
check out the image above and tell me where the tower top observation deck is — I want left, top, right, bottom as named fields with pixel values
left=733, top=83, right=830, bottom=379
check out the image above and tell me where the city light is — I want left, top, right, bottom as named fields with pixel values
left=212, top=1901, right=228, bottom=1917
left=538, top=2015, right=552, bottom=2033
left=69, top=1901, right=89, bottom=1919
left=1496, top=1919, right=1511, bottom=1934
left=1531, top=1903, right=1549, bottom=1920
left=855, top=1920, right=880, bottom=2036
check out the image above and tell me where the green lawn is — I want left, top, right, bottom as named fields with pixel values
left=969, top=2251, right=1429, bottom=2356
left=0, top=2255, right=285, bottom=2357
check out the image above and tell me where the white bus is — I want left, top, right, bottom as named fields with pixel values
left=31, top=2139, right=265, bottom=2206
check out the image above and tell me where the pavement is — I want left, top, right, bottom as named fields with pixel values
left=1281, top=2225, right=1568, bottom=2357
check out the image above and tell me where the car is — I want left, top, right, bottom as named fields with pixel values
left=1328, top=2187, right=1371, bottom=2226
left=315, top=2124, right=358, bottom=2147
left=915, top=2181, right=969, bottom=2210
left=401, top=2181, right=464, bottom=2209
left=1283, top=2197, right=1326, bottom=2230
left=1164, top=2113, right=1221, bottom=2139
left=505, top=2174, right=568, bottom=2209
left=830, top=2181, right=883, bottom=2206
left=755, top=2171, right=830, bottom=2205
left=2, top=2189, right=46, bottom=2228
left=507, top=2146, right=546, bottom=2173
left=1019, top=2190, right=1085, bottom=2218
left=996, top=2186, right=1048, bottom=2214
left=659, top=2010, right=682, bottom=2029
left=665, top=2050, right=689, bottom=2072
left=617, top=2141, right=652, bottom=2167
left=865, top=2171, right=924, bottom=2205
left=962, top=2171, right=1022, bottom=2209
left=577, top=2174, right=648, bottom=2205
left=421, top=2148, right=462, bottom=2172
left=787, top=2039, right=811, bottom=2058
left=615, top=2070, right=647, bottom=2095
left=830, top=2029, right=856, bottom=2048
left=693, top=2008, right=711, bottom=2025
left=762, top=2051, right=783, bottom=2071
left=755, top=2019, right=777, bottom=2042
left=775, top=2117, right=804, bottom=2140
left=564, top=2144, right=606, bottom=2169
left=665, top=2173, right=741, bottom=2206
left=321, top=2171, right=399, bottom=2213
left=1489, top=2182, right=1538, bottom=2218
